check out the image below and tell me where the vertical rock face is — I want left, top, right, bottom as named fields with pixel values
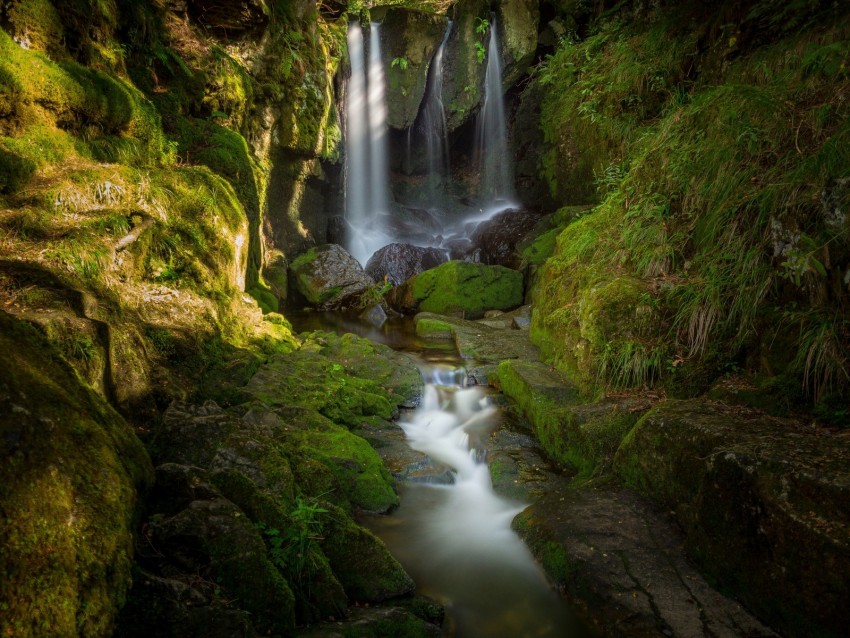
left=442, top=0, right=491, bottom=132
left=496, top=0, right=540, bottom=87
left=375, top=9, right=448, bottom=131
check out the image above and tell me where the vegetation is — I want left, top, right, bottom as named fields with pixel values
left=531, top=0, right=850, bottom=422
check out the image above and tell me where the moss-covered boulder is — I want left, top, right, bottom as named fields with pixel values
left=0, top=313, right=153, bottom=637
left=388, top=260, right=523, bottom=318
left=320, top=504, right=415, bottom=603
left=289, top=244, right=376, bottom=311
left=614, top=399, right=850, bottom=638
left=150, top=497, right=296, bottom=631
left=373, top=8, right=447, bottom=131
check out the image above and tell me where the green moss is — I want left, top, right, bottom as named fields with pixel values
left=414, top=316, right=454, bottom=339
left=0, top=146, right=36, bottom=194
left=403, top=261, right=523, bottom=318
left=0, top=312, right=153, bottom=637
left=320, top=503, right=414, bottom=602
left=497, top=359, right=643, bottom=480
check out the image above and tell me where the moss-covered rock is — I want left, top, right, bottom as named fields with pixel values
left=373, top=8, right=447, bottom=131
left=389, top=260, right=523, bottom=319
left=495, top=0, right=538, bottom=87
left=0, top=312, right=153, bottom=638
left=440, top=0, right=489, bottom=131
left=150, top=497, right=296, bottom=632
left=289, top=244, right=376, bottom=311
left=497, top=359, right=648, bottom=480
left=320, top=503, right=415, bottom=603
left=614, top=399, right=850, bottom=638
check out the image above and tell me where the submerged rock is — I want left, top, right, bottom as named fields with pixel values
left=365, top=243, right=448, bottom=285
left=388, top=260, right=524, bottom=319
left=289, top=244, right=375, bottom=310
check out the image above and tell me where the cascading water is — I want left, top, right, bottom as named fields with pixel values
left=419, top=20, right=453, bottom=209
left=474, top=16, right=516, bottom=210
left=367, top=362, right=584, bottom=637
left=344, top=21, right=391, bottom=265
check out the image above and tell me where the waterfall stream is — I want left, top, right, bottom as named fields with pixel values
left=345, top=21, right=392, bottom=265
left=419, top=21, right=453, bottom=210
left=365, top=357, right=585, bottom=638
left=474, top=16, right=516, bottom=210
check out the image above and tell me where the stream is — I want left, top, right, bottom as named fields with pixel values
left=291, top=313, right=587, bottom=637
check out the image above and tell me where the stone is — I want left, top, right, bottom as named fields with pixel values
left=360, top=303, right=388, bottom=328
left=615, top=399, right=850, bottom=638
left=320, top=504, right=415, bottom=603
left=469, top=208, right=544, bottom=268
left=496, top=0, right=539, bottom=87
left=0, top=315, right=153, bottom=638
left=388, top=261, right=524, bottom=319
left=289, top=244, right=375, bottom=311
left=150, top=497, right=296, bottom=632
left=187, top=0, right=269, bottom=38
left=365, top=242, right=448, bottom=285
left=372, top=9, right=448, bottom=130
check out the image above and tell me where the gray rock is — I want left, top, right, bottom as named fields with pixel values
left=289, top=244, right=375, bottom=310
left=365, top=243, right=448, bottom=285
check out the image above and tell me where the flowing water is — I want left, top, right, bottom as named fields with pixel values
left=419, top=21, right=453, bottom=209
left=344, top=21, right=392, bottom=265
left=364, top=354, right=586, bottom=637
left=474, top=16, right=516, bottom=209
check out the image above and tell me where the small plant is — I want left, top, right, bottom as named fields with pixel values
left=259, top=497, right=328, bottom=585
left=391, top=56, right=408, bottom=71
left=474, top=17, right=489, bottom=64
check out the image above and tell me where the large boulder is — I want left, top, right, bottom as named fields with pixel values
left=388, top=260, right=523, bottom=318
left=615, top=399, right=850, bottom=638
left=0, top=314, right=153, bottom=637
left=365, top=243, right=448, bottom=285
left=469, top=208, right=544, bottom=268
left=289, top=244, right=375, bottom=310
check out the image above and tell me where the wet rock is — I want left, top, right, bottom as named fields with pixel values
left=443, top=236, right=480, bottom=262
left=496, top=0, right=539, bottom=86
left=365, top=243, right=448, bottom=285
left=360, top=303, right=388, bottom=327
left=289, top=244, right=375, bottom=311
left=469, top=208, right=545, bottom=268
left=326, top=215, right=349, bottom=246
left=615, top=399, right=850, bottom=638
left=388, top=261, right=523, bottom=319
left=373, top=9, right=448, bottom=130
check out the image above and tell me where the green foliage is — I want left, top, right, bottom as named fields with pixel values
left=259, top=497, right=328, bottom=585
left=391, top=56, right=409, bottom=71
left=531, top=6, right=850, bottom=404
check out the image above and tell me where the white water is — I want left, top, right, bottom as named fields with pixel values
left=420, top=20, right=453, bottom=209
left=368, top=363, right=581, bottom=637
left=474, top=16, right=516, bottom=208
left=344, top=22, right=392, bottom=265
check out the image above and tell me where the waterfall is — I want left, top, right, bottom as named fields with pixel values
left=419, top=20, right=453, bottom=209
left=344, top=21, right=391, bottom=266
left=474, top=16, right=515, bottom=209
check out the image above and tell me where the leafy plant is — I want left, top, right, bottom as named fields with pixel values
left=259, top=497, right=328, bottom=586
left=391, top=56, right=408, bottom=71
